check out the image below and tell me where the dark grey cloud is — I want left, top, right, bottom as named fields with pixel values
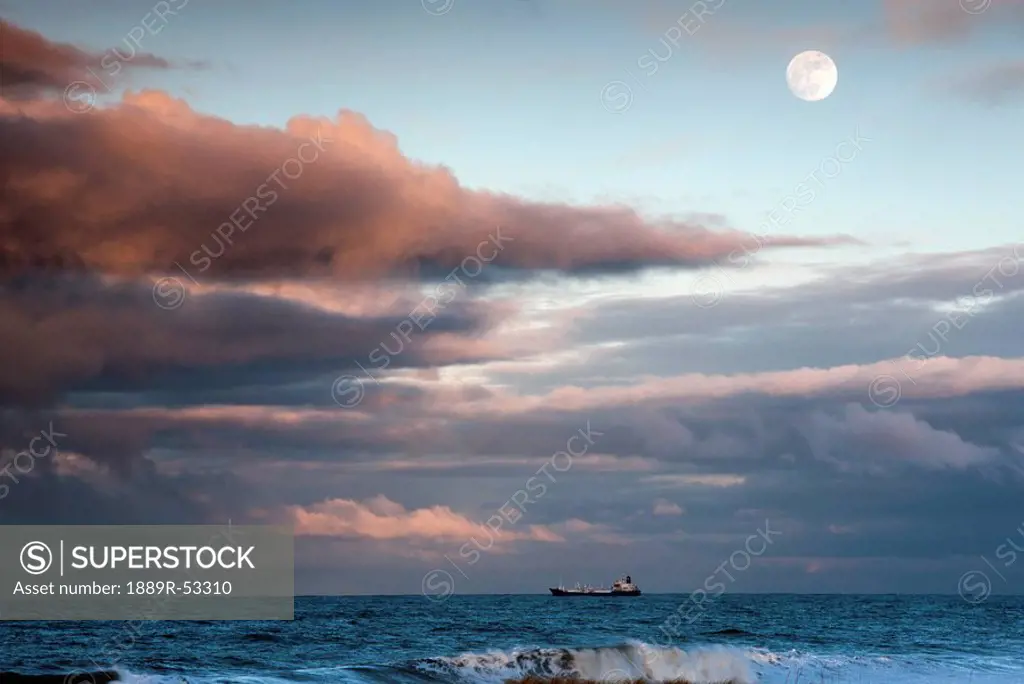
left=0, top=275, right=492, bottom=407
left=4, top=376, right=1024, bottom=594
left=3, top=242, right=1021, bottom=595
left=514, top=245, right=1024, bottom=387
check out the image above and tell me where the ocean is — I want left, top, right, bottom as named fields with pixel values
left=2, top=594, right=1023, bottom=683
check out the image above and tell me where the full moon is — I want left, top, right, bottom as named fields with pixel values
left=786, top=50, right=838, bottom=102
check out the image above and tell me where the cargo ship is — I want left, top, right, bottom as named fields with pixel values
left=549, top=575, right=641, bottom=596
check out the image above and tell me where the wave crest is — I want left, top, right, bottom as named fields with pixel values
left=417, top=642, right=755, bottom=683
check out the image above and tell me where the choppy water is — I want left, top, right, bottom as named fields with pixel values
left=3, top=594, right=1023, bottom=683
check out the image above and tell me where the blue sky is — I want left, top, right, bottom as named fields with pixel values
left=1, top=0, right=1023, bottom=595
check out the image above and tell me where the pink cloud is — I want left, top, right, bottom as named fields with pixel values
left=881, top=0, right=1024, bottom=45
left=0, top=82, right=851, bottom=281
left=288, top=495, right=564, bottom=543
left=448, top=356, right=1024, bottom=416
left=0, top=19, right=173, bottom=99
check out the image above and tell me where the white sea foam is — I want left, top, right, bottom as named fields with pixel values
left=420, top=642, right=756, bottom=683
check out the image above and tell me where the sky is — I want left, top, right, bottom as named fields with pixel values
left=0, top=0, right=1022, bottom=596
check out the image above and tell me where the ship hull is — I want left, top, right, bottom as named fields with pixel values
left=548, top=588, right=641, bottom=596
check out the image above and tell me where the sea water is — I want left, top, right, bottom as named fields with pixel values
left=2, top=594, right=1022, bottom=683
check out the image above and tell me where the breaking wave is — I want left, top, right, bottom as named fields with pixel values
left=37, top=644, right=754, bottom=684
left=281, top=643, right=754, bottom=682
left=16, top=641, right=1023, bottom=684
left=412, top=642, right=755, bottom=683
